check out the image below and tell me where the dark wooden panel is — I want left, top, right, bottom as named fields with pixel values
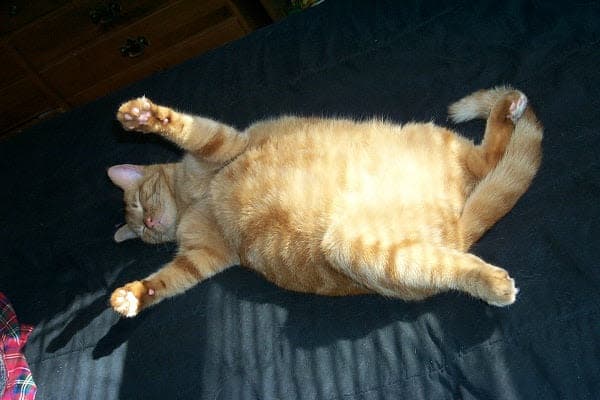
left=43, top=0, right=234, bottom=98
left=10, top=0, right=172, bottom=69
left=258, top=0, right=288, bottom=21
left=0, top=78, right=56, bottom=134
left=0, top=42, right=27, bottom=88
left=0, top=0, right=68, bottom=34
left=1, top=0, right=269, bottom=135
left=68, top=17, right=246, bottom=106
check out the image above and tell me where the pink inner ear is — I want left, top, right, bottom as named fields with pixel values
left=108, top=164, right=144, bottom=190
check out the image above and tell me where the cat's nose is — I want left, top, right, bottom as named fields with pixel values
left=144, top=216, right=156, bottom=229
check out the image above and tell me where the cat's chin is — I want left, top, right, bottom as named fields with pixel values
left=141, top=227, right=177, bottom=244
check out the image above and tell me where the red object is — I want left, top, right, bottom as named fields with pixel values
left=1, top=292, right=36, bottom=400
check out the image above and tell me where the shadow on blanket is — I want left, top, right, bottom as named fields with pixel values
left=46, top=265, right=503, bottom=358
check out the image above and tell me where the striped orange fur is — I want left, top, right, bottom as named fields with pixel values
left=108, top=87, right=542, bottom=317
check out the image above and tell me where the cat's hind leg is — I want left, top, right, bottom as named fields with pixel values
left=463, top=90, right=528, bottom=178
left=321, top=231, right=517, bottom=306
left=117, top=97, right=248, bottom=164
left=453, top=88, right=542, bottom=248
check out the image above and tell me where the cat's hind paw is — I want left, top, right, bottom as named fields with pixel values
left=480, top=267, right=519, bottom=307
left=507, top=92, right=528, bottom=123
left=117, top=97, right=171, bottom=133
left=110, top=280, right=153, bottom=317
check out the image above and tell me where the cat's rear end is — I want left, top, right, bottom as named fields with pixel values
left=210, top=87, right=542, bottom=304
left=450, top=88, right=543, bottom=248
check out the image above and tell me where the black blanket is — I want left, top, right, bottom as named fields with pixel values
left=1, top=1, right=599, bottom=399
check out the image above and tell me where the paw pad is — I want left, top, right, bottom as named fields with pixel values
left=116, top=97, right=161, bottom=132
left=110, top=281, right=149, bottom=317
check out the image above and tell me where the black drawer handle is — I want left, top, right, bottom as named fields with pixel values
left=90, top=1, right=121, bottom=25
left=120, top=36, right=149, bottom=58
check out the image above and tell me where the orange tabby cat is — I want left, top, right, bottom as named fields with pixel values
left=108, top=87, right=542, bottom=317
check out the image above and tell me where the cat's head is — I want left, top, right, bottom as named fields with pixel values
left=108, top=164, right=178, bottom=244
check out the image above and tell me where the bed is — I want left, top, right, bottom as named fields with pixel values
left=1, top=0, right=598, bottom=398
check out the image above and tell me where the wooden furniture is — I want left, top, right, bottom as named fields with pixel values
left=0, top=0, right=270, bottom=137
left=259, top=0, right=323, bottom=21
left=259, top=0, right=289, bottom=20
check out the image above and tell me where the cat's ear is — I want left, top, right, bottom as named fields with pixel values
left=108, top=164, right=144, bottom=191
left=114, top=224, right=138, bottom=242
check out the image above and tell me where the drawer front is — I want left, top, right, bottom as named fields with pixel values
left=0, top=0, right=69, bottom=35
left=0, top=42, right=27, bottom=88
left=68, top=17, right=246, bottom=106
left=0, top=79, right=57, bottom=134
left=10, top=0, right=171, bottom=69
left=42, top=0, right=236, bottom=99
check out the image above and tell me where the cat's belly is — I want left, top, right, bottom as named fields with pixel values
left=240, top=247, right=371, bottom=296
left=210, top=122, right=472, bottom=286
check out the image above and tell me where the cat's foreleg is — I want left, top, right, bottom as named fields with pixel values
left=110, top=246, right=234, bottom=317
left=322, top=233, right=517, bottom=306
left=116, top=97, right=248, bottom=164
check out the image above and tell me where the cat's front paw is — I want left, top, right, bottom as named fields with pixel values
left=110, top=280, right=152, bottom=317
left=117, top=97, right=170, bottom=133
left=480, top=267, right=519, bottom=307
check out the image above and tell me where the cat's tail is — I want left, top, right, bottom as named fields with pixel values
left=450, top=86, right=544, bottom=249
left=448, top=85, right=519, bottom=122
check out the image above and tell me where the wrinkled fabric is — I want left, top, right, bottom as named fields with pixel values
left=0, top=0, right=598, bottom=399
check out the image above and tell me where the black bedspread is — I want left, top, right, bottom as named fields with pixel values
left=1, top=1, right=599, bottom=399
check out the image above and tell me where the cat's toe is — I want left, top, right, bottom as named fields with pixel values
left=110, top=281, right=148, bottom=317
